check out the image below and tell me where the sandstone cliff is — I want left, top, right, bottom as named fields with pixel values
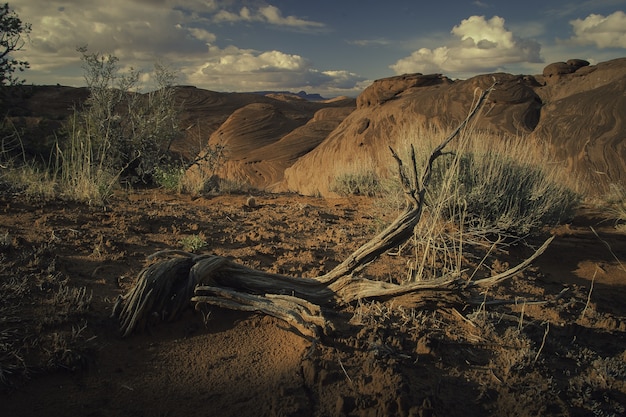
left=282, top=58, right=626, bottom=196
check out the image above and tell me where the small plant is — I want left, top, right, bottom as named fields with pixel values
left=154, top=164, right=185, bottom=192
left=331, top=170, right=382, bottom=197
left=179, top=234, right=207, bottom=252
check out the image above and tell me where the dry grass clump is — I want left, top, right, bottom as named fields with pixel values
left=330, top=169, right=382, bottom=197
left=604, top=183, right=626, bottom=230
left=0, top=240, right=95, bottom=386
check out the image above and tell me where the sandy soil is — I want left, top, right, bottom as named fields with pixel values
left=1, top=189, right=625, bottom=417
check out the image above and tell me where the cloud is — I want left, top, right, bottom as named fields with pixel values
left=390, top=15, right=543, bottom=76
left=472, top=1, right=489, bottom=8
left=568, top=11, right=626, bottom=48
left=13, top=0, right=358, bottom=95
left=348, top=38, right=392, bottom=47
left=213, top=5, right=325, bottom=31
left=185, top=45, right=365, bottom=93
left=187, top=28, right=217, bottom=44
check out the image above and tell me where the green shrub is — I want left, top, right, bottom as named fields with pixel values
left=154, top=165, right=185, bottom=192
left=54, top=47, right=181, bottom=204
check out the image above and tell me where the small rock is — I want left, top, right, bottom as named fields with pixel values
left=246, top=196, right=257, bottom=208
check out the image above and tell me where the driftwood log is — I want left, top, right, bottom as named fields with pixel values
left=112, top=84, right=554, bottom=338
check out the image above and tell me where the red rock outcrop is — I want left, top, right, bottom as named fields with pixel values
left=282, top=58, right=626, bottom=197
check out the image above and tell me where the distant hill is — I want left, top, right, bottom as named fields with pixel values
left=252, top=90, right=328, bottom=101
left=6, top=57, right=626, bottom=198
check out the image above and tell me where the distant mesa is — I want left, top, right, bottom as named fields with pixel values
left=254, top=90, right=328, bottom=102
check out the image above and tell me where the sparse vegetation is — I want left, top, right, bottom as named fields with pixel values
left=179, top=233, right=207, bottom=252
left=605, top=183, right=626, bottom=230
left=0, top=239, right=95, bottom=386
left=52, top=47, right=181, bottom=204
left=330, top=169, right=382, bottom=196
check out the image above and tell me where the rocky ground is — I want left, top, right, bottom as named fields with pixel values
left=1, top=189, right=625, bottom=417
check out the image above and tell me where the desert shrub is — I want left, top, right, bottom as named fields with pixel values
left=430, top=149, right=579, bottom=236
left=393, top=123, right=580, bottom=282
left=154, top=164, right=186, bottom=192
left=55, top=47, right=180, bottom=203
left=401, top=125, right=580, bottom=237
left=331, top=170, right=382, bottom=196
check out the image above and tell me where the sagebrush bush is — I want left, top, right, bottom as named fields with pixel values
left=429, top=150, right=579, bottom=235
left=54, top=47, right=181, bottom=203
left=401, top=124, right=580, bottom=236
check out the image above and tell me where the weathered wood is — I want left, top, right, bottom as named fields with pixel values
left=111, top=83, right=554, bottom=338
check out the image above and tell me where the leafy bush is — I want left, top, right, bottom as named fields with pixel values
left=55, top=47, right=181, bottom=203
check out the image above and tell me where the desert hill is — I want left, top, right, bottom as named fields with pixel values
left=4, top=57, right=625, bottom=197
left=282, top=58, right=626, bottom=196
left=3, top=84, right=355, bottom=162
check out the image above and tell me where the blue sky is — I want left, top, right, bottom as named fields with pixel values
left=14, top=0, right=626, bottom=96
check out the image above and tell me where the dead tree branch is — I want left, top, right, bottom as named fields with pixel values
left=112, top=82, right=553, bottom=338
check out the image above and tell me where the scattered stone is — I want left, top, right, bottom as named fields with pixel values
left=246, top=196, right=257, bottom=208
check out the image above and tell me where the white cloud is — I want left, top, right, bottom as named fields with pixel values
left=258, top=5, right=324, bottom=29
left=185, top=45, right=364, bottom=93
left=188, top=28, right=217, bottom=44
left=213, top=5, right=325, bottom=31
left=13, top=0, right=358, bottom=95
left=569, top=11, right=626, bottom=48
left=390, top=15, right=542, bottom=76
left=348, top=38, right=392, bottom=47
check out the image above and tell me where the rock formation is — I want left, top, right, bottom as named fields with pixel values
left=282, top=58, right=626, bottom=196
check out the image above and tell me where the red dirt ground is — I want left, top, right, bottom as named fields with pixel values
left=1, top=189, right=625, bottom=417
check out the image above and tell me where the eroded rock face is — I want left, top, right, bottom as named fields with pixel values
left=356, top=73, right=451, bottom=108
left=12, top=58, right=624, bottom=198
left=283, top=58, right=626, bottom=197
left=542, top=59, right=591, bottom=83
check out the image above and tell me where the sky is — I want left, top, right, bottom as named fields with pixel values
left=12, top=0, right=626, bottom=97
